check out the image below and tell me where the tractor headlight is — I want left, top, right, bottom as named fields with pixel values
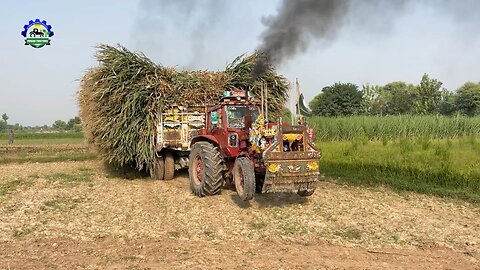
left=306, top=162, right=319, bottom=171
left=268, top=163, right=281, bottom=173
left=229, top=133, right=238, bottom=148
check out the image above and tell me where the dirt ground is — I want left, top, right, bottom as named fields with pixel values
left=0, top=145, right=88, bottom=154
left=0, top=160, right=479, bottom=269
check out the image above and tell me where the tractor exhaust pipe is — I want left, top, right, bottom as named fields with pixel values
left=264, top=82, right=268, bottom=123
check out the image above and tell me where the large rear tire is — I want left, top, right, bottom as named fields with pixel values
left=188, top=142, right=224, bottom=197
left=164, top=151, right=175, bottom=180
left=151, top=154, right=164, bottom=180
left=233, top=157, right=255, bottom=201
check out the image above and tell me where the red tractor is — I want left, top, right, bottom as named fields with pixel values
left=187, top=90, right=321, bottom=201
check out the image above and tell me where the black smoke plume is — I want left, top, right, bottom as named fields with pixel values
left=253, top=0, right=351, bottom=78
left=134, top=0, right=228, bottom=69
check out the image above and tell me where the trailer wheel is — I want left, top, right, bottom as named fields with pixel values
left=164, top=151, right=175, bottom=180
left=233, top=157, right=255, bottom=201
left=189, top=142, right=224, bottom=197
left=151, top=154, right=164, bottom=180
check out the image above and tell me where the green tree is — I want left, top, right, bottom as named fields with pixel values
left=0, top=113, right=7, bottom=132
left=310, top=83, right=363, bottom=116
left=67, top=116, right=82, bottom=130
left=13, top=123, right=23, bottom=131
left=371, top=87, right=390, bottom=116
left=382, top=82, right=415, bottom=115
left=362, top=84, right=392, bottom=115
left=53, top=120, right=67, bottom=130
left=439, top=89, right=457, bottom=116
left=361, top=83, right=380, bottom=115
left=413, top=74, right=442, bottom=114
left=1, top=113, right=8, bottom=123
left=455, top=82, right=480, bottom=116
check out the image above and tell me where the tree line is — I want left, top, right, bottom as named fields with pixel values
left=309, top=74, right=480, bottom=117
left=0, top=114, right=82, bottom=132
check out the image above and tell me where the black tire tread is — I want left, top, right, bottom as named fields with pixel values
left=164, top=151, right=175, bottom=180
left=234, top=157, right=255, bottom=201
left=151, top=155, right=164, bottom=180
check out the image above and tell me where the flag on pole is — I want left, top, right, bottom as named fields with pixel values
left=295, top=78, right=311, bottom=117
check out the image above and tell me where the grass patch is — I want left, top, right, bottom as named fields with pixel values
left=270, top=207, right=288, bottom=219
left=45, top=169, right=93, bottom=187
left=334, top=228, right=362, bottom=240
left=40, top=196, right=84, bottom=211
left=175, top=248, right=190, bottom=255
left=278, top=220, right=309, bottom=236
left=0, top=132, right=83, bottom=141
left=79, top=166, right=92, bottom=173
left=28, top=173, right=40, bottom=179
left=12, top=227, right=33, bottom=238
left=202, top=227, right=217, bottom=239
left=312, top=203, right=334, bottom=220
left=319, top=137, right=480, bottom=204
left=0, top=137, right=84, bottom=146
left=167, top=231, right=181, bottom=238
left=249, top=220, right=268, bottom=230
left=0, top=179, right=32, bottom=196
left=122, top=256, right=140, bottom=261
left=0, top=180, right=23, bottom=196
left=0, top=151, right=97, bottom=164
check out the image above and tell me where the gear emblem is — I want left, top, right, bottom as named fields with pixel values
left=21, top=19, right=54, bottom=48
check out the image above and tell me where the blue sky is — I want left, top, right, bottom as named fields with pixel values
left=0, top=0, right=479, bottom=126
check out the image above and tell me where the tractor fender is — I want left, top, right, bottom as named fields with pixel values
left=190, top=135, right=219, bottom=148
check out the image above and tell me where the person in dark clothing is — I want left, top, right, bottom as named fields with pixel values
left=8, top=130, right=14, bottom=145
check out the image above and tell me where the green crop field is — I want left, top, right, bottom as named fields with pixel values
left=310, top=115, right=480, bottom=141
left=0, top=132, right=93, bottom=164
left=0, top=132, right=84, bottom=140
left=0, top=150, right=97, bottom=165
left=0, top=132, right=84, bottom=146
left=311, top=115, right=480, bottom=203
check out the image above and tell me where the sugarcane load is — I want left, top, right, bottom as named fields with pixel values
left=78, top=44, right=321, bottom=200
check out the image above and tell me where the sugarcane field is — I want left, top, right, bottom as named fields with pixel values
left=2, top=1, right=480, bottom=269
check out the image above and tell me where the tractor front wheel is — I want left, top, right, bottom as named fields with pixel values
left=188, top=142, right=224, bottom=197
left=233, top=157, right=255, bottom=201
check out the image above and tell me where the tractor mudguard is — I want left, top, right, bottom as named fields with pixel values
left=190, top=135, right=219, bottom=147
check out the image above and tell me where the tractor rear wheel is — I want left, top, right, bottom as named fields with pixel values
left=164, top=151, right=175, bottom=180
left=233, top=157, right=255, bottom=201
left=151, top=154, right=164, bottom=180
left=188, top=142, right=224, bottom=197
